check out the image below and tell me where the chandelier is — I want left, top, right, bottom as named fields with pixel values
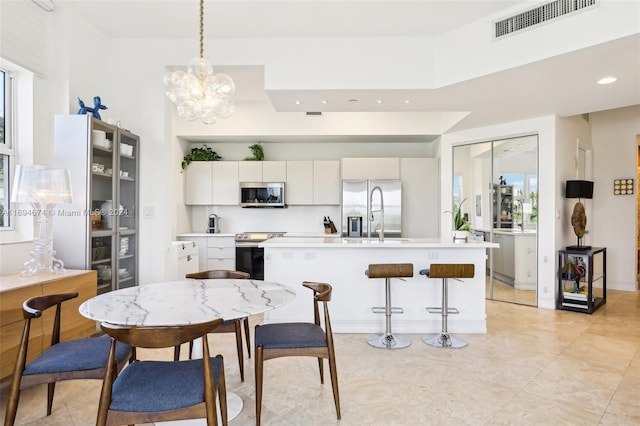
left=164, top=0, right=235, bottom=124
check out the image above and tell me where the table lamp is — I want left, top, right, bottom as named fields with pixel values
left=11, top=164, right=73, bottom=275
left=565, top=179, right=593, bottom=250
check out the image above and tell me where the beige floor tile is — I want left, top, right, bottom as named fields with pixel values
left=1, top=290, right=639, bottom=426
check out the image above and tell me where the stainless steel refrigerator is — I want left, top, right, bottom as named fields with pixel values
left=341, top=179, right=402, bottom=238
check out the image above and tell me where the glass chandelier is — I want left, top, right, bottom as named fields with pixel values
left=164, top=0, right=235, bottom=124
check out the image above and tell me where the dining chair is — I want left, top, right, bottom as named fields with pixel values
left=97, top=318, right=228, bottom=426
left=4, top=292, right=133, bottom=426
left=254, top=282, right=340, bottom=425
left=178, top=269, right=251, bottom=382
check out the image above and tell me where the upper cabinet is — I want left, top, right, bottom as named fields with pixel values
left=184, top=161, right=239, bottom=205
left=286, top=160, right=340, bottom=206
left=238, top=161, right=286, bottom=182
left=286, top=161, right=313, bottom=205
left=341, top=157, right=400, bottom=180
left=185, top=162, right=213, bottom=205
left=313, top=160, right=340, bottom=205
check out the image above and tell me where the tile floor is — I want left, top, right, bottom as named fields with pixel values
left=1, top=290, right=639, bottom=425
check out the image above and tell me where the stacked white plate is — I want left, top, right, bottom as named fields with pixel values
left=120, top=237, right=129, bottom=255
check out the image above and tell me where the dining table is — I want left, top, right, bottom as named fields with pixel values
left=79, top=278, right=296, bottom=424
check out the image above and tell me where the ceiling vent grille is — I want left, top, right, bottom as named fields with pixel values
left=495, top=0, right=597, bottom=38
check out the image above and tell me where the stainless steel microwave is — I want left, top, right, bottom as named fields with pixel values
left=240, top=182, right=286, bottom=207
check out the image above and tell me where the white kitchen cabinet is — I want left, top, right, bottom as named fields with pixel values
left=177, top=235, right=236, bottom=272
left=501, top=233, right=515, bottom=278
left=184, top=162, right=213, bottom=205
left=313, top=160, right=340, bottom=205
left=238, top=162, right=262, bottom=182
left=212, top=161, right=239, bottom=205
left=238, top=161, right=286, bottom=182
left=514, top=234, right=537, bottom=290
left=206, top=236, right=236, bottom=270
left=286, top=161, right=313, bottom=205
left=262, top=161, right=287, bottom=182
left=400, top=158, right=439, bottom=237
left=341, top=157, right=400, bottom=180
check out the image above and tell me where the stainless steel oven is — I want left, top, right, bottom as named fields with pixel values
left=234, top=232, right=285, bottom=280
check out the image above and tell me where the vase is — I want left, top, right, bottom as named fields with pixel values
left=453, top=230, right=469, bottom=243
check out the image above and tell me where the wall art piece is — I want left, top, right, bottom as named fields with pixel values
left=613, top=178, right=634, bottom=195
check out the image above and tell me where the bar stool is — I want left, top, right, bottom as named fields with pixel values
left=366, top=263, right=413, bottom=349
left=420, top=263, right=474, bottom=349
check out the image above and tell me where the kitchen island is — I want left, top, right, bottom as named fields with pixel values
left=261, top=237, right=498, bottom=334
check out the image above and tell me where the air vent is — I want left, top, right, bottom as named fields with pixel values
left=306, top=111, right=322, bottom=116
left=495, top=0, right=597, bottom=38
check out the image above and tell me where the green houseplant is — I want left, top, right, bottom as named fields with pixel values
left=244, top=143, right=264, bottom=161
left=182, top=145, right=222, bottom=169
left=446, top=197, right=471, bottom=241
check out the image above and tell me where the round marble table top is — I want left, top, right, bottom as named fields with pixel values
left=79, top=279, right=296, bottom=326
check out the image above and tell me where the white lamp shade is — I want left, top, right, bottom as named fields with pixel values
left=11, top=164, right=73, bottom=205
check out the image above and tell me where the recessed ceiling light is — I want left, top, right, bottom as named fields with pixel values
left=295, top=100, right=301, bottom=105
left=321, top=100, right=328, bottom=104
left=348, top=99, right=358, bottom=103
left=376, top=100, right=383, bottom=104
left=404, top=100, right=411, bottom=104
left=597, top=76, right=617, bottom=85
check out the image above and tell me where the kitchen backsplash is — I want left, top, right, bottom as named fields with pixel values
left=188, top=205, right=341, bottom=234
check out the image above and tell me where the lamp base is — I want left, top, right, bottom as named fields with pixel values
left=566, top=245, right=591, bottom=251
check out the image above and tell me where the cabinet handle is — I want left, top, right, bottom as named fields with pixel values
left=187, top=255, right=192, bottom=262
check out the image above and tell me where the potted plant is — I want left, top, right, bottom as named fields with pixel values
left=244, top=143, right=264, bottom=161
left=181, top=145, right=222, bottom=169
left=446, top=197, right=471, bottom=241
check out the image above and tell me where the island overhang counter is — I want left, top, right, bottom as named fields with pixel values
left=260, top=237, right=498, bottom=334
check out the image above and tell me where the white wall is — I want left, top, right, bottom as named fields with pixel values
left=590, top=105, right=640, bottom=290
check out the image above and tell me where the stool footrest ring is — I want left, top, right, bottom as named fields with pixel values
left=426, top=307, right=459, bottom=314
left=372, top=307, right=404, bottom=314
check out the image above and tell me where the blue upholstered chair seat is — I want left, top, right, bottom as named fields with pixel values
left=23, top=336, right=131, bottom=376
left=109, top=358, right=223, bottom=412
left=255, top=323, right=327, bottom=349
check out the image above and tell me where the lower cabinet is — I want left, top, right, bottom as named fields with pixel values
left=178, top=236, right=236, bottom=272
left=0, top=270, right=97, bottom=380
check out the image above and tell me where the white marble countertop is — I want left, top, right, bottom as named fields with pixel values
left=260, top=236, right=498, bottom=249
left=176, top=233, right=237, bottom=238
left=79, top=279, right=296, bottom=326
left=475, top=228, right=537, bottom=235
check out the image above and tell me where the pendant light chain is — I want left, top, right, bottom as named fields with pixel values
left=199, top=0, right=204, bottom=60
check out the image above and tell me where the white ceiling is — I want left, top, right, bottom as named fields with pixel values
left=56, top=0, right=640, bottom=132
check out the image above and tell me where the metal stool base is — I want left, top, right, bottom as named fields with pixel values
left=422, top=333, right=467, bottom=349
left=368, top=333, right=411, bottom=349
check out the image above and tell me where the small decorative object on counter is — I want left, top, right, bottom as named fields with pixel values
left=324, top=216, right=338, bottom=234
left=445, top=197, right=471, bottom=242
left=77, top=96, right=108, bottom=120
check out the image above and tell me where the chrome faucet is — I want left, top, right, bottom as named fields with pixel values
left=369, top=185, right=385, bottom=242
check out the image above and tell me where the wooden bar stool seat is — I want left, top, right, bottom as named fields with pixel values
left=365, top=263, right=413, bottom=349
left=420, top=263, right=474, bottom=349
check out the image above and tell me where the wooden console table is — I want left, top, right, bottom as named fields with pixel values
left=0, top=269, right=97, bottom=381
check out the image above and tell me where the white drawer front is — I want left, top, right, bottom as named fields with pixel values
left=206, top=247, right=235, bottom=259
left=206, top=259, right=236, bottom=270
left=206, top=237, right=235, bottom=248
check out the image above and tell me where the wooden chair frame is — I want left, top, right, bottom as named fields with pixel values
left=178, top=270, right=251, bottom=382
left=254, top=282, right=340, bottom=425
left=97, top=318, right=228, bottom=426
left=4, top=292, right=132, bottom=426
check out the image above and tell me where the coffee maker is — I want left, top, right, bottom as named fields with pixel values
left=207, top=214, right=220, bottom=234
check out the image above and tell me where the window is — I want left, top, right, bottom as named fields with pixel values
left=0, top=67, right=12, bottom=228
